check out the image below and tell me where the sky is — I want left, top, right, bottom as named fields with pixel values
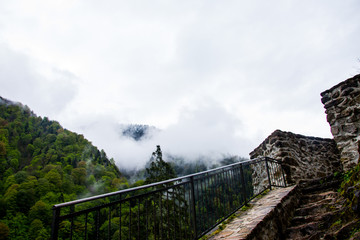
left=1, top=0, right=360, bottom=169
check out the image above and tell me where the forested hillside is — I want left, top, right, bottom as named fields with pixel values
left=0, top=97, right=128, bottom=239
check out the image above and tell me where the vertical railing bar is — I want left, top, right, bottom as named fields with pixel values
left=138, top=198, right=140, bottom=240
left=269, top=161, right=274, bottom=187
left=273, top=162, right=278, bottom=186
left=119, top=202, right=122, bottom=240
left=173, top=189, right=177, bottom=240
left=276, top=162, right=281, bottom=186
left=234, top=167, right=240, bottom=204
left=271, top=162, right=277, bottom=185
left=221, top=170, right=226, bottom=217
left=272, top=162, right=277, bottom=186
left=225, top=169, right=230, bottom=211
left=226, top=169, right=233, bottom=211
left=145, top=199, right=148, bottom=240
left=211, top=174, right=217, bottom=224
left=129, top=201, right=132, bottom=240
left=234, top=167, right=240, bottom=206
left=265, top=157, right=272, bottom=190
left=205, top=174, right=210, bottom=229
left=70, top=205, right=74, bottom=240
left=195, top=178, right=201, bottom=233
left=200, top=176, right=205, bottom=233
left=281, top=162, right=287, bottom=187
left=187, top=183, right=191, bottom=239
left=215, top=172, right=221, bottom=221
left=180, top=185, right=185, bottom=240
left=51, top=207, right=60, bottom=240
left=159, top=191, right=163, bottom=240
left=84, top=212, right=88, bottom=240
left=96, top=209, right=100, bottom=240
left=202, top=176, right=206, bottom=233
left=108, top=206, right=111, bottom=240
left=227, top=169, right=233, bottom=212
left=190, top=176, right=197, bottom=238
left=240, top=164, right=248, bottom=206
left=221, top=171, right=226, bottom=217
left=153, top=194, right=157, bottom=240
left=229, top=168, right=235, bottom=209
left=166, top=190, right=169, bottom=239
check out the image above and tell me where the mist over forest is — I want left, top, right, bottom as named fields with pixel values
left=0, top=96, right=247, bottom=239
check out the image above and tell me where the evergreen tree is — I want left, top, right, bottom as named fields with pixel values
left=145, top=145, right=176, bottom=184
left=143, top=146, right=191, bottom=239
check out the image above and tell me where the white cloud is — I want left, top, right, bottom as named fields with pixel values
left=1, top=0, right=360, bottom=168
left=0, top=43, right=78, bottom=116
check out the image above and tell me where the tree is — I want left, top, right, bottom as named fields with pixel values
left=143, top=146, right=190, bottom=239
left=0, top=222, right=9, bottom=240
left=29, top=200, right=51, bottom=225
left=145, top=145, right=176, bottom=184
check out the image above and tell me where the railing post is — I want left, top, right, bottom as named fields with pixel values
left=281, top=163, right=287, bottom=187
left=189, top=176, right=197, bottom=239
left=51, top=207, right=60, bottom=240
left=265, top=157, right=272, bottom=190
left=239, top=164, right=248, bottom=206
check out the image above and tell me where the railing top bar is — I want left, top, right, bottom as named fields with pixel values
left=53, top=156, right=279, bottom=209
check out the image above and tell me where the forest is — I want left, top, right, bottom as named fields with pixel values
left=0, top=98, right=127, bottom=239
left=0, top=97, right=249, bottom=240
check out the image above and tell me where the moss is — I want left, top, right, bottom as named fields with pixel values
left=325, top=161, right=360, bottom=238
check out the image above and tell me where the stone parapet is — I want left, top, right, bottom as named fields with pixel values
left=250, top=130, right=341, bottom=185
left=321, top=74, right=360, bottom=170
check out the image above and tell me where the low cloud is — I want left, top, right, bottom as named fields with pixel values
left=71, top=102, right=252, bottom=169
left=0, top=43, right=78, bottom=118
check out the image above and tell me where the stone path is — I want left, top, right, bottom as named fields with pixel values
left=209, top=186, right=297, bottom=240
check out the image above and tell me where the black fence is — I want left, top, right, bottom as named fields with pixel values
left=51, top=157, right=286, bottom=240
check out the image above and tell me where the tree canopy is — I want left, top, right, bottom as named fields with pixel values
left=0, top=97, right=128, bottom=239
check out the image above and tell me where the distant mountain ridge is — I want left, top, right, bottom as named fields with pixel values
left=120, top=124, right=158, bottom=141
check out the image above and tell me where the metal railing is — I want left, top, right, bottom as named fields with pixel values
left=51, top=157, right=286, bottom=240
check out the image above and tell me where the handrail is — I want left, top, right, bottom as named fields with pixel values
left=54, top=158, right=270, bottom=208
left=51, top=156, right=286, bottom=240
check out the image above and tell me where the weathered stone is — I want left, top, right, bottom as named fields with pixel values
left=321, top=74, right=360, bottom=170
left=324, top=98, right=344, bottom=109
left=250, top=130, right=341, bottom=190
left=331, top=126, right=340, bottom=135
left=342, top=124, right=357, bottom=134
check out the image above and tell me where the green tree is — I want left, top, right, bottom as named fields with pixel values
left=29, top=200, right=52, bottom=225
left=143, top=146, right=190, bottom=239
left=0, top=222, right=9, bottom=240
left=145, top=145, right=176, bottom=184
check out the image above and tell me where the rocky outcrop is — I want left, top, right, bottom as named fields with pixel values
left=321, top=74, right=360, bottom=171
left=250, top=130, right=342, bottom=186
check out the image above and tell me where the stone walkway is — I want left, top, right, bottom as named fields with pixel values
left=209, top=186, right=297, bottom=240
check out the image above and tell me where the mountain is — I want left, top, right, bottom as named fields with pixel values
left=0, top=96, right=128, bottom=239
left=119, top=124, right=158, bottom=141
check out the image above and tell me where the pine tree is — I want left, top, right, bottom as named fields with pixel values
left=145, top=145, right=176, bottom=184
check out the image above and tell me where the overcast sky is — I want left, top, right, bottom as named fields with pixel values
left=1, top=0, right=360, bottom=168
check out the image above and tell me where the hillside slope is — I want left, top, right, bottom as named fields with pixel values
left=0, top=97, right=128, bottom=239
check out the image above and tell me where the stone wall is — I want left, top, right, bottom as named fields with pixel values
left=321, top=74, right=360, bottom=171
left=250, top=130, right=341, bottom=187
